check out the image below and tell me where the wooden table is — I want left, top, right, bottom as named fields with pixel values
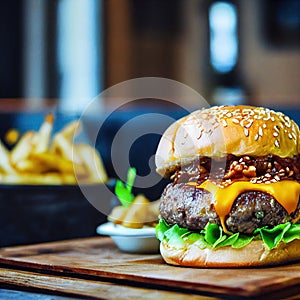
left=0, top=237, right=299, bottom=299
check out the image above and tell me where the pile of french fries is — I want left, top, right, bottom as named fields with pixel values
left=108, top=195, right=159, bottom=228
left=0, top=114, right=107, bottom=185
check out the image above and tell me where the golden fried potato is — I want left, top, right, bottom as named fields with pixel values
left=76, top=144, right=108, bottom=183
left=108, top=206, right=129, bottom=224
left=10, top=131, right=35, bottom=165
left=110, top=195, right=159, bottom=229
left=0, top=115, right=107, bottom=185
left=0, top=140, right=16, bottom=174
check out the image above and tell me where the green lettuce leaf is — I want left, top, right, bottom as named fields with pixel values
left=156, top=218, right=170, bottom=242
left=115, top=168, right=136, bottom=207
left=201, top=223, right=227, bottom=248
left=164, top=224, right=189, bottom=248
left=186, top=233, right=209, bottom=249
left=283, top=223, right=300, bottom=243
left=156, top=219, right=300, bottom=250
left=254, top=222, right=294, bottom=250
left=232, top=235, right=254, bottom=248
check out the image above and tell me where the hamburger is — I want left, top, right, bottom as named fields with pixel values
left=155, top=105, right=300, bottom=267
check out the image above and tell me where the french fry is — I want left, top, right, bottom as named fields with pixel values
left=145, top=200, right=160, bottom=225
left=121, top=195, right=150, bottom=229
left=0, top=173, right=63, bottom=185
left=0, top=140, right=16, bottom=174
left=0, top=116, right=107, bottom=185
left=52, top=134, right=82, bottom=164
left=29, top=152, right=86, bottom=176
left=14, top=159, right=48, bottom=174
left=10, top=131, right=35, bottom=166
left=33, top=114, right=53, bottom=153
left=56, top=120, right=81, bottom=141
left=109, top=196, right=159, bottom=228
left=108, top=206, right=129, bottom=224
left=76, top=144, right=108, bottom=183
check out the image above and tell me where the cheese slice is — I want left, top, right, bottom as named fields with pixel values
left=197, top=180, right=300, bottom=232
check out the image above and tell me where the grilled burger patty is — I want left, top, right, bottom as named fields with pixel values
left=160, top=155, right=300, bottom=234
left=160, top=182, right=300, bottom=235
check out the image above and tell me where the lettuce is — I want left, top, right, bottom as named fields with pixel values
left=156, top=219, right=300, bottom=250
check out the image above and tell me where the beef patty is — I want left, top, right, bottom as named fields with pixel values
left=160, top=182, right=300, bottom=234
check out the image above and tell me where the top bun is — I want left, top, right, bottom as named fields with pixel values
left=156, top=105, right=300, bottom=177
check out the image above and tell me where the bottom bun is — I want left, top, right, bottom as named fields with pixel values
left=160, top=239, right=300, bottom=267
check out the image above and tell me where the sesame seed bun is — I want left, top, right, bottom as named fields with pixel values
left=156, top=105, right=300, bottom=177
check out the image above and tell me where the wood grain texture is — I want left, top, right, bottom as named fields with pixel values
left=0, top=237, right=299, bottom=298
left=0, top=268, right=217, bottom=300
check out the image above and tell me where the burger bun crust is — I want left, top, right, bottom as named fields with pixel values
left=156, top=105, right=300, bottom=177
left=160, top=239, right=300, bottom=267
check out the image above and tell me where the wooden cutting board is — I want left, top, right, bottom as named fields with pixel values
left=0, top=237, right=299, bottom=299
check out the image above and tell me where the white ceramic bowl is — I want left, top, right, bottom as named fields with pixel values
left=96, top=222, right=159, bottom=254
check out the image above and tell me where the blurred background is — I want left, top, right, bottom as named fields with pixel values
left=1, top=0, right=300, bottom=190
left=0, top=0, right=300, bottom=245
left=0, top=0, right=299, bottom=110
left=0, top=0, right=300, bottom=186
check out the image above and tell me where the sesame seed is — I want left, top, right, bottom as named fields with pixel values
left=274, top=125, right=279, bottom=132
left=221, top=119, right=228, bottom=127
left=273, top=132, right=279, bottom=137
left=274, top=140, right=280, bottom=147
left=271, top=117, right=275, bottom=122
left=288, top=133, right=293, bottom=139
left=274, top=175, right=280, bottom=181
left=226, top=113, right=232, bottom=118
left=254, top=134, right=259, bottom=141
left=263, top=123, right=267, bottom=129
left=258, top=126, right=263, bottom=136
left=244, top=129, right=249, bottom=137
left=245, top=120, right=254, bottom=128
left=232, top=118, right=239, bottom=124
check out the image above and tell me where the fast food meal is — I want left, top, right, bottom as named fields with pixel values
left=108, top=168, right=159, bottom=228
left=0, top=114, right=107, bottom=185
left=155, top=105, right=300, bottom=267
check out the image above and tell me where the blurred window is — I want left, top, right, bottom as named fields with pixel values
left=57, top=0, right=103, bottom=112
left=209, top=1, right=238, bottom=73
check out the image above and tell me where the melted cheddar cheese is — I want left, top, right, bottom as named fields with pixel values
left=196, top=180, right=300, bottom=233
